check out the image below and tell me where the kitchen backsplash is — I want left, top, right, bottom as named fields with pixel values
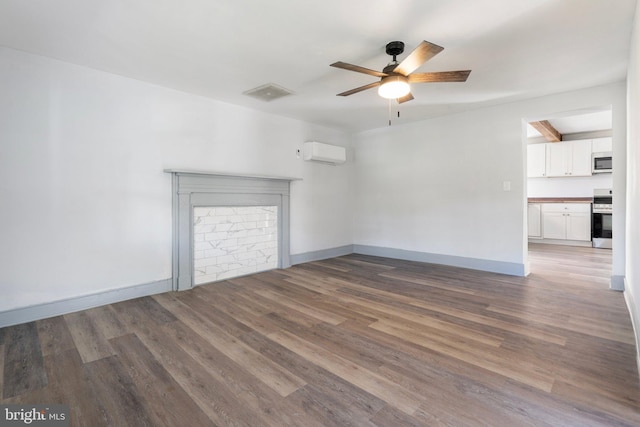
left=527, top=174, right=613, bottom=198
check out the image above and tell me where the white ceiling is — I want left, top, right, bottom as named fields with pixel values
left=526, top=110, right=613, bottom=138
left=0, top=0, right=636, bottom=133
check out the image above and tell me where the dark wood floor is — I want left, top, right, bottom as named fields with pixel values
left=2, top=244, right=639, bottom=426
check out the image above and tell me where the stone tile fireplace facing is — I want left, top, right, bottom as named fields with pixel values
left=165, top=170, right=295, bottom=291
left=193, top=205, right=278, bottom=284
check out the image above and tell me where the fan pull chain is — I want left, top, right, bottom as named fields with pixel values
left=387, top=100, right=402, bottom=126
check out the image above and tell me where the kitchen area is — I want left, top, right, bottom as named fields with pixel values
left=527, top=110, right=613, bottom=250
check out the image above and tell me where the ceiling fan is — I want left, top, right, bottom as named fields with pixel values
left=330, top=40, right=471, bottom=103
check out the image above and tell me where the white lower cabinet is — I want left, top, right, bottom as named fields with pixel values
left=542, top=211, right=567, bottom=239
left=527, top=203, right=542, bottom=238
left=541, top=203, right=591, bottom=241
left=566, top=213, right=591, bottom=241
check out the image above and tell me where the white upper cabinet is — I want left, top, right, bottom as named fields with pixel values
left=527, top=144, right=546, bottom=178
left=592, top=137, right=612, bottom=152
left=544, top=140, right=592, bottom=177
left=569, top=140, right=593, bottom=176
left=545, top=142, right=570, bottom=177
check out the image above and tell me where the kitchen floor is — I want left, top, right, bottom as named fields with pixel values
left=528, top=242, right=613, bottom=288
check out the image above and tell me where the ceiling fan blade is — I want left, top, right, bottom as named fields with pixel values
left=393, top=41, right=444, bottom=76
left=397, top=93, right=414, bottom=104
left=408, top=70, right=471, bottom=83
left=330, top=61, right=388, bottom=77
left=336, top=81, right=381, bottom=96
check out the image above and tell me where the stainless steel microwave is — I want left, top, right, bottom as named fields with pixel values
left=592, top=152, right=612, bottom=174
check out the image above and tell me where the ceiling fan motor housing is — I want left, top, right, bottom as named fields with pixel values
left=382, top=64, right=401, bottom=74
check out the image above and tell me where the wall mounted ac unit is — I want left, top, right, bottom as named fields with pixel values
left=303, top=141, right=346, bottom=165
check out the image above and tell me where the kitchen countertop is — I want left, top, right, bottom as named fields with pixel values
left=528, top=197, right=593, bottom=203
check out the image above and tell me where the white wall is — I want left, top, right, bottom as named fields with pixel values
left=353, top=108, right=525, bottom=270
left=625, top=0, right=640, bottom=367
left=0, top=47, right=353, bottom=312
left=353, top=82, right=627, bottom=278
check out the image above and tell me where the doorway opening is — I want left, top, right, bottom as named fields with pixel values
left=523, top=107, right=614, bottom=278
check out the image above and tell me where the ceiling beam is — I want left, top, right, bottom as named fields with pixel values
left=529, top=120, right=562, bottom=142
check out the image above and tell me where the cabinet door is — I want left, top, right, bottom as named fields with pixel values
left=542, top=212, right=566, bottom=239
left=566, top=213, right=591, bottom=241
left=569, top=140, right=592, bottom=176
left=592, top=137, right=612, bottom=152
left=528, top=204, right=542, bottom=237
left=527, top=144, right=546, bottom=178
left=545, top=142, right=570, bottom=177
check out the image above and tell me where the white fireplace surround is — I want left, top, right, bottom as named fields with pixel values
left=165, top=170, right=298, bottom=291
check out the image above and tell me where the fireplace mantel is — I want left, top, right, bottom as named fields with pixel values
left=164, top=169, right=302, bottom=182
left=165, top=170, right=299, bottom=291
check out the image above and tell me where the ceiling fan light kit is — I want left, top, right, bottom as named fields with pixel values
left=378, top=75, right=410, bottom=99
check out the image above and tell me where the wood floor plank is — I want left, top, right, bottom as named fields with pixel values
left=36, top=315, right=76, bottom=356
left=130, top=319, right=271, bottom=427
left=280, top=268, right=344, bottom=293
left=42, top=348, right=109, bottom=426
left=252, top=287, right=348, bottom=325
left=157, top=321, right=315, bottom=427
left=64, top=311, right=114, bottom=363
left=265, top=312, right=384, bottom=371
left=267, top=328, right=424, bottom=415
left=119, top=296, right=178, bottom=324
left=83, top=305, right=128, bottom=340
left=331, top=287, right=505, bottom=347
left=109, top=333, right=215, bottom=427
left=487, top=303, right=635, bottom=344
left=238, top=330, right=387, bottom=420
left=154, top=291, right=252, bottom=338
left=286, top=384, right=379, bottom=427
left=551, top=380, right=640, bottom=426
left=83, top=355, right=156, bottom=426
left=378, top=270, right=478, bottom=295
left=155, top=294, right=306, bottom=397
left=2, top=322, right=47, bottom=398
left=370, top=318, right=556, bottom=392
left=179, top=283, right=283, bottom=335
left=338, top=276, right=568, bottom=346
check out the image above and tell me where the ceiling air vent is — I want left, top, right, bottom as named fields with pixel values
left=243, top=83, right=294, bottom=102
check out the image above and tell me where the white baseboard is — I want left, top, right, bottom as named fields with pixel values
left=528, top=238, right=593, bottom=247
left=352, top=245, right=526, bottom=277
left=623, top=279, right=640, bottom=377
left=0, top=278, right=172, bottom=328
left=610, top=275, right=625, bottom=291
left=290, top=245, right=354, bottom=265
